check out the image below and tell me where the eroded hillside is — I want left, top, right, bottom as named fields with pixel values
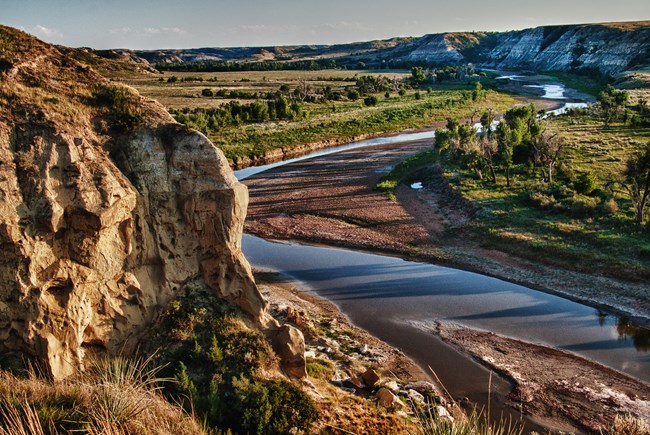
left=0, top=26, right=269, bottom=379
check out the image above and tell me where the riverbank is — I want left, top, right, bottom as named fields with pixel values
left=254, top=264, right=650, bottom=434
left=254, top=270, right=455, bottom=433
left=242, top=134, right=650, bottom=431
left=432, top=321, right=650, bottom=433
left=243, top=138, right=650, bottom=324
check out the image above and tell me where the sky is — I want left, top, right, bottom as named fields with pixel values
left=2, top=0, right=649, bottom=50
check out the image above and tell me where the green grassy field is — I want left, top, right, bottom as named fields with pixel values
left=390, top=115, right=650, bottom=281
left=121, top=70, right=518, bottom=164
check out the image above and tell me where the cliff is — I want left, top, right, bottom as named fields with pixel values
left=474, top=22, right=650, bottom=75
left=132, top=21, right=650, bottom=76
left=0, top=26, right=272, bottom=379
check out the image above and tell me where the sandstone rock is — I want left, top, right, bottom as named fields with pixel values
left=407, top=388, right=426, bottom=404
left=435, top=406, right=454, bottom=424
left=274, top=324, right=307, bottom=379
left=405, top=381, right=438, bottom=396
left=361, top=368, right=380, bottom=387
left=286, top=306, right=308, bottom=327
left=0, top=27, right=271, bottom=379
left=375, top=387, right=406, bottom=410
left=347, top=374, right=365, bottom=389
left=383, top=380, right=400, bottom=393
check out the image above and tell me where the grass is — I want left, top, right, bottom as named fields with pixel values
left=373, top=106, right=650, bottom=285
left=411, top=407, right=524, bottom=435
left=431, top=114, right=650, bottom=282
left=0, top=358, right=202, bottom=435
left=120, top=69, right=517, bottom=164
left=377, top=149, right=438, bottom=200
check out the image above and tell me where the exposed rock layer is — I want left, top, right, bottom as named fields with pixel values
left=0, top=26, right=268, bottom=379
left=131, top=21, right=650, bottom=75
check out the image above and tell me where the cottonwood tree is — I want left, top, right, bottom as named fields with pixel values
left=598, top=85, right=630, bottom=124
left=534, top=131, right=565, bottom=184
left=496, top=122, right=514, bottom=187
left=478, top=137, right=498, bottom=183
left=621, top=142, right=650, bottom=225
left=480, top=109, right=495, bottom=140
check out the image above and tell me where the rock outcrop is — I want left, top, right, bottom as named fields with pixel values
left=0, top=26, right=270, bottom=379
left=476, top=22, right=650, bottom=75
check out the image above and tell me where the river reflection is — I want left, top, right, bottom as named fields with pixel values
left=243, top=235, right=650, bottom=383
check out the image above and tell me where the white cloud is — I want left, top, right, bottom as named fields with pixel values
left=30, top=25, right=63, bottom=40
left=108, top=27, right=187, bottom=37
left=109, top=27, right=135, bottom=35
left=143, top=27, right=187, bottom=36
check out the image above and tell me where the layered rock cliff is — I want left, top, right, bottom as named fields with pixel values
left=475, top=22, right=650, bottom=75
left=0, top=26, right=270, bottom=379
left=131, top=21, right=650, bottom=76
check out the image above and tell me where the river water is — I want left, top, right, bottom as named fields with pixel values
left=233, top=80, right=648, bottom=426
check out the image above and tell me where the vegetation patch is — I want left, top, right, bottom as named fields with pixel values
left=145, top=283, right=319, bottom=435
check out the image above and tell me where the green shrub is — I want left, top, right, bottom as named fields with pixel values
left=602, top=197, right=619, bottom=215
left=201, top=88, right=214, bottom=97
left=92, top=85, right=129, bottom=108
left=92, top=85, right=144, bottom=132
left=306, top=358, right=335, bottom=380
left=526, top=191, right=557, bottom=210
left=150, top=284, right=317, bottom=434
left=574, top=172, right=599, bottom=195
left=364, top=95, right=378, bottom=106
left=569, top=195, right=600, bottom=217
left=0, top=58, right=12, bottom=74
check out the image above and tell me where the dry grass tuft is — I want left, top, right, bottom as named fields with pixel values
left=601, top=414, right=650, bottom=435
left=0, top=356, right=203, bottom=435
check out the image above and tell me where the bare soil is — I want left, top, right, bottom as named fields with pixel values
left=435, top=322, right=650, bottom=434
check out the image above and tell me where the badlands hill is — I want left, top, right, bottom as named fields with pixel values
left=0, top=25, right=278, bottom=379
left=130, top=21, right=650, bottom=75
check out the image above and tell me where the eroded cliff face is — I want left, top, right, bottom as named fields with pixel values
left=0, top=26, right=269, bottom=379
left=479, top=23, right=650, bottom=75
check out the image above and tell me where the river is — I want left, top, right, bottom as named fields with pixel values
left=233, top=80, right=648, bottom=429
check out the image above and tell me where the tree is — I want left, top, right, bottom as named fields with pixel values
left=411, top=66, right=427, bottom=86
left=363, top=95, right=378, bottom=106
left=471, top=82, right=485, bottom=101
left=480, top=109, right=495, bottom=139
left=598, top=85, right=630, bottom=124
left=534, top=131, right=564, bottom=184
left=347, top=89, right=360, bottom=101
left=496, top=122, right=514, bottom=187
left=621, top=142, right=650, bottom=225
left=479, top=137, right=498, bottom=183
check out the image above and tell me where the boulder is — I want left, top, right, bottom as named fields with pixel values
left=405, top=380, right=438, bottom=396
left=407, top=388, right=426, bottom=404
left=375, top=387, right=406, bottom=410
left=361, top=368, right=381, bottom=387
left=383, top=380, right=400, bottom=393
left=274, top=324, right=307, bottom=379
left=435, top=405, right=454, bottom=424
left=347, top=374, right=365, bottom=389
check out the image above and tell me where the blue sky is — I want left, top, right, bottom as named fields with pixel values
left=3, top=0, right=649, bottom=49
